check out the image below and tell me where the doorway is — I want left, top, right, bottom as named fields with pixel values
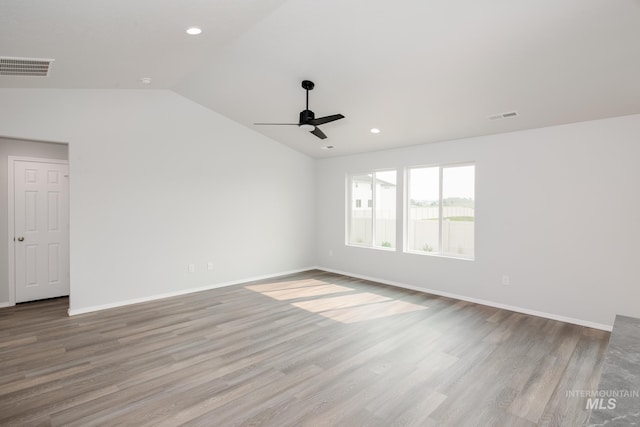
left=9, top=157, right=70, bottom=303
left=1, top=137, right=69, bottom=308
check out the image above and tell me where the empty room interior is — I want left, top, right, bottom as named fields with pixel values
left=1, top=1, right=639, bottom=426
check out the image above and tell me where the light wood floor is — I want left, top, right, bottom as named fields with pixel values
left=0, top=270, right=609, bottom=426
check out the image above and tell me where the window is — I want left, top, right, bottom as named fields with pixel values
left=347, top=170, right=397, bottom=249
left=346, top=164, right=474, bottom=258
left=406, top=164, right=474, bottom=259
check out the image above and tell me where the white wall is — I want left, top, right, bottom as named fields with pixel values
left=316, top=114, right=640, bottom=328
left=0, top=138, right=68, bottom=304
left=2, top=88, right=638, bottom=328
left=0, top=89, right=316, bottom=313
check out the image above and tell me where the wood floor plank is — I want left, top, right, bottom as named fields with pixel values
left=0, top=270, right=609, bottom=426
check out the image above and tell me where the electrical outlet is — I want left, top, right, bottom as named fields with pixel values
left=188, top=264, right=195, bottom=273
left=207, top=262, right=214, bottom=271
left=329, top=249, right=333, bottom=256
left=502, top=274, right=510, bottom=286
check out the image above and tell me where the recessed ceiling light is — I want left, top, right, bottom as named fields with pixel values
left=321, top=145, right=335, bottom=150
left=370, top=128, right=381, bottom=134
left=186, top=27, right=202, bottom=35
left=140, top=77, right=152, bottom=84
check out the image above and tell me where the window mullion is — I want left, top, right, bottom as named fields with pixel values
left=371, top=173, right=376, bottom=247
left=347, top=174, right=353, bottom=245
left=438, top=167, right=444, bottom=254
left=404, top=169, right=409, bottom=253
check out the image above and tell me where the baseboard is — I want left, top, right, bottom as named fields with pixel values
left=65, top=265, right=615, bottom=331
left=316, top=266, right=613, bottom=332
left=67, top=266, right=316, bottom=316
left=0, top=302, right=15, bottom=309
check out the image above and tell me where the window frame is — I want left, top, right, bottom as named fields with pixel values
left=404, top=162, right=475, bottom=260
left=346, top=169, right=397, bottom=251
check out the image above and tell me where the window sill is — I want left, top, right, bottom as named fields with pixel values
left=346, top=243, right=397, bottom=252
left=404, top=250, right=474, bottom=261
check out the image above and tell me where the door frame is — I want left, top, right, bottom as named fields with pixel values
left=7, top=156, right=69, bottom=306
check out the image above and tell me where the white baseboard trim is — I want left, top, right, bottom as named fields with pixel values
left=316, top=266, right=613, bottom=332
left=0, top=302, right=15, bottom=309
left=67, top=267, right=316, bottom=316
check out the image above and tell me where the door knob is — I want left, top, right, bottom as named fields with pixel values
left=17, top=237, right=24, bottom=242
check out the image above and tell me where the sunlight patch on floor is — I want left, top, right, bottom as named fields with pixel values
left=292, top=292, right=391, bottom=312
left=246, top=279, right=331, bottom=293
left=246, top=278, right=428, bottom=323
left=319, top=299, right=428, bottom=323
left=257, top=284, right=354, bottom=301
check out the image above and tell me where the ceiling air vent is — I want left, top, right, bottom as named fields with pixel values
left=488, top=111, right=519, bottom=121
left=0, top=56, right=54, bottom=77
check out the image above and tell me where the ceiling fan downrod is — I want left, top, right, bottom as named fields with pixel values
left=302, top=80, right=314, bottom=113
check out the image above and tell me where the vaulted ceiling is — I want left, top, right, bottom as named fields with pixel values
left=2, top=0, right=640, bottom=158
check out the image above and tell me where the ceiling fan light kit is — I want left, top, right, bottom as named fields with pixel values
left=254, top=80, right=345, bottom=140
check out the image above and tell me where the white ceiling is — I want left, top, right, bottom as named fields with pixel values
left=0, top=0, right=287, bottom=88
left=2, top=0, right=640, bottom=158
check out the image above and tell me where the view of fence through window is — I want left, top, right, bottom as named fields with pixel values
left=348, top=170, right=397, bottom=248
left=407, top=164, right=475, bottom=258
left=347, top=164, right=474, bottom=259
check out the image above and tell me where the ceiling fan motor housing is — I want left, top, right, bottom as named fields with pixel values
left=254, top=80, right=343, bottom=139
left=299, top=109, right=315, bottom=124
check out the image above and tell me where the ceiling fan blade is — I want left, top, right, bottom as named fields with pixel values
left=253, top=123, right=299, bottom=126
left=310, top=127, right=327, bottom=139
left=309, top=114, right=344, bottom=126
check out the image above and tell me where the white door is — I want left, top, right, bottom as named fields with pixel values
left=14, top=160, right=69, bottom=303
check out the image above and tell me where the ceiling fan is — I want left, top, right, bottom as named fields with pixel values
left=254, top=80, right=344, bottom=139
